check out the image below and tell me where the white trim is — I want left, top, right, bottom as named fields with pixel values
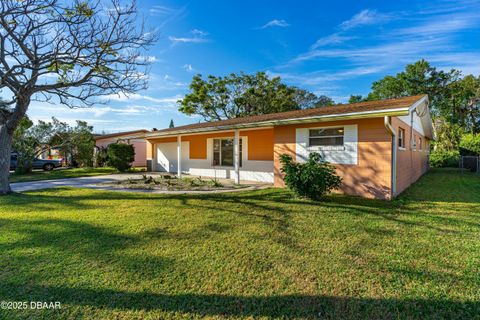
left=234, top=129, right=240, bottom=184
left=384, top=116, right=397, bottom=197
left=177, top=136, right=182, bottom=177
left=296, top=124, right=358, bottom=165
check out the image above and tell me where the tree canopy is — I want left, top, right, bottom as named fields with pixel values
left=0, top=0, right=156, bottom=193
left=352, top=59, right=480, bottom=134
left=178, top=72, right=334, bottom=121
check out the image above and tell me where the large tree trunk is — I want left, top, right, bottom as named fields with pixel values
left=0, top=124, right=13, bottom=194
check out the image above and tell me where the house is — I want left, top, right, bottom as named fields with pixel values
left=143, top=95, right=434, bottom=199
left=95, top=129, right=149, bottom=167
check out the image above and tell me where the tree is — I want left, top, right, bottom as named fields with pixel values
left=178, top=72, right=334, bottom=121
left=447, top=75, right=480, bottom=133
left=313, top=95, right=335, bottom=107
left=67, top=121, right=95, bottom=167
left=13, top=117, right=96, bottom=172
left=364, top=60, right=480, bottom=134
left=12, top=117, right=36, bottom=173
left=169, top=119, right=175, bottom=128
left=348, top=95, right=364, bottom=103
left=0, top=0, right=156, bottom=193
left=365, top=59, right=460, bottom=119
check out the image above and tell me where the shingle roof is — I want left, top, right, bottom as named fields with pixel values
left=95, top=129, right=148, bottom=140
left=149, top=95, right=426, bottom=136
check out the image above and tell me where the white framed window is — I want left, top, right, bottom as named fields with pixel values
left=212, top=138, right=242, bottom=167
left=309, top=127, right=344, bottom=147
left=398, top=128, right=405, bottom=149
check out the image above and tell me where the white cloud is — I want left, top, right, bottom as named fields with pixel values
left=102, top=92, right=179, bottom=104
left=135, top=55, right=159, bottom=63
left=168, top=36, right=208, bottom=44
left=182, top=64, right=194, bottom=72
left=191, top=29, right=208, bottom=37
left=393, top=13, right=477, bottom=36
left=149, top=5, right=174, bottom=16
left=339, top=9, right=390, bottom=30
left=260, top=19, right=290, bottom=29
left=169, top=29, right=210, bottom=45
left=311, top=34, right=354, bottom=49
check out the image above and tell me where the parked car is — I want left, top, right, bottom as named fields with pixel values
left=10, top=154, right=63, bottom=171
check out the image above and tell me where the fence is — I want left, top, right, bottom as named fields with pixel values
left=460, top=156, right=480, bottom=174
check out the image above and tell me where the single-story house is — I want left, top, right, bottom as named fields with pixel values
left=95, top=129, right=148, bottom=167
left=143, top=95, right=434, bottom=199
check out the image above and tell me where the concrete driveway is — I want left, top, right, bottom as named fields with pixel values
left=10, top=173, right=149, bottom=192
left=10, top=173, right=270, bottom=194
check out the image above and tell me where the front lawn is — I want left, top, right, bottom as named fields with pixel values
left=9, top=167, right=145, bottom=183
left=0, top=168, right=479, bottom=319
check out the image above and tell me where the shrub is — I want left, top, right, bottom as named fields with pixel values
left=95, top=147, right=108, bottom=167
left=107, top=143, right=135, bottom=172
left=459, top=133, right=480, bottom=156
left=279, top=152, right=342, bottom=200
left=429, top=150, right=460, bottom=167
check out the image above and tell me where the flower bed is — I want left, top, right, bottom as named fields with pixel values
left=104, top=174, right=246, bottom=191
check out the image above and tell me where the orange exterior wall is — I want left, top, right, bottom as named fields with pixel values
left=273, top=118, right=393, bottom=199
left=147, top=129, right=274, bottom=161
left=392, top=117, right=430, bottom=195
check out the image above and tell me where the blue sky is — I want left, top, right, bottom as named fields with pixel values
left=27, top=0, right=480, bottom=133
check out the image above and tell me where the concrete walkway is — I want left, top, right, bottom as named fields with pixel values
left=10, top=173, right=271, bottom=194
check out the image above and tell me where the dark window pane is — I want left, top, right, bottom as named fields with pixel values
left=309, top=136, right=344, bottom=146
left=309, top=128, right=344, bottom=137
left=221, top=139, right=234, bottom=166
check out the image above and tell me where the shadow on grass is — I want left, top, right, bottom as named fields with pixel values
left=0, top=283, right=478, bottom=319
left=3, top=184, right=480, bottom=236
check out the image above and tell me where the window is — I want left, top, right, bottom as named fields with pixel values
left=398, top=128, right=405, bottom=149
left=309, top=127, right=344, bottom=146
left=212, top=138, right=242, bottom=167
left=419, top=137, right=422, bottom=151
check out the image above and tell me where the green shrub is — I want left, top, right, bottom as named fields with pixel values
left=459, top=133, right=480, bottom=156
left=107, top=143, right=135, bottom=172
left=279, top=152, right=342, bottom=200
left=429, top=150, right=460, bottom=167
left=95, top=147, right=108, bottom=167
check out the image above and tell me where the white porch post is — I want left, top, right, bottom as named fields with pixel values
left=177, top=135, right=182, bottom=177
left=234, top=129, right=240, bottom=184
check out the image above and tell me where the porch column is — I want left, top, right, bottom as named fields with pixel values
left=234, top=129, right=240, bottom=184
left=177, top=135, right=182, bottom=177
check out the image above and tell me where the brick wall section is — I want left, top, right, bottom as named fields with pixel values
left=392, top=117, right=430, bottom=195
left=273, top=118, right=393, bottom=199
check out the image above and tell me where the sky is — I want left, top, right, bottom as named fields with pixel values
left=25, top=0, right=480, bottom=133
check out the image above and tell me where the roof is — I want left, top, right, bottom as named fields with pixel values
left=146, top=95, right=429, bottom=138
left=95, top=129, right=148, bottom=140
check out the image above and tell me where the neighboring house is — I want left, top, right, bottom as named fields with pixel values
left=144, top=95, right=434, bottom=199
left=95, top=129, right=148, bottom=167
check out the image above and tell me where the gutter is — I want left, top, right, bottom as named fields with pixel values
left=384, top=116, right=397, bottom=198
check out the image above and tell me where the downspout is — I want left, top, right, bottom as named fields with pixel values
left=384, top=116, right=397, bottom=198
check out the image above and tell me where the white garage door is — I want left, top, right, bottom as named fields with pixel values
left=155, top=142, right=177, bottom=172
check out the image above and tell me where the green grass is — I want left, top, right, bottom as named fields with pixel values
left=9, top=167, right=146, bottom=183
left=0, top=168, right=479, bottom=319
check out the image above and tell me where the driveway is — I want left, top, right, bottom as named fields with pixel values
left=10, top=173, right=270, bottom=194
left=10, top=173, right=149, bottom=192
